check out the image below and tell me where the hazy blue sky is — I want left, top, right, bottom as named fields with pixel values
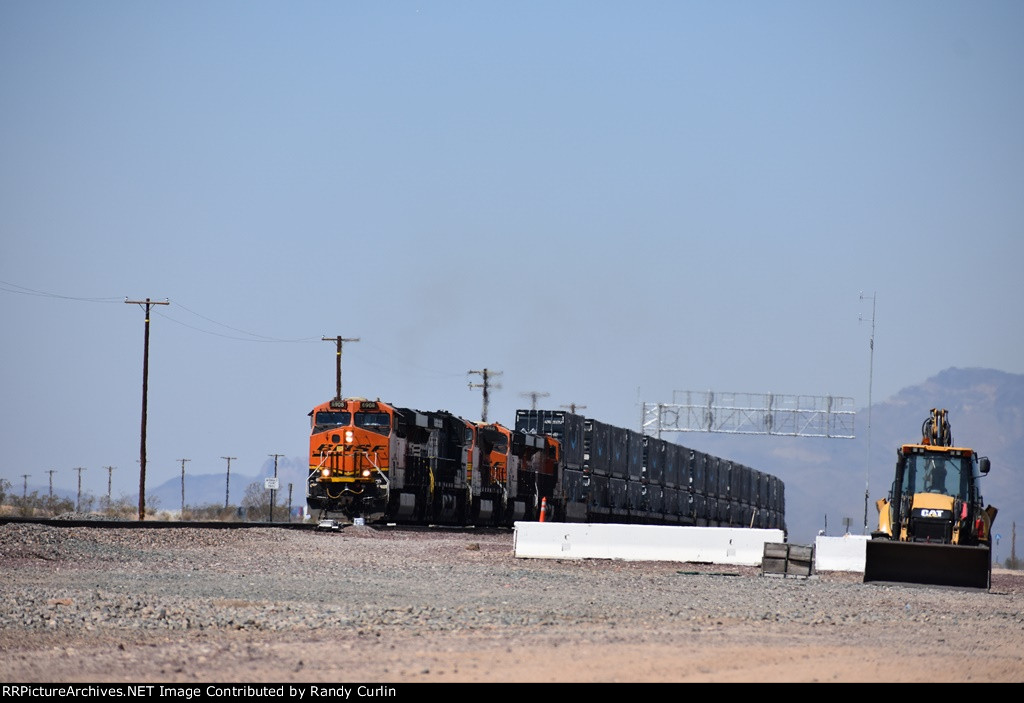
left=2, top=2, right=1022, bottom=505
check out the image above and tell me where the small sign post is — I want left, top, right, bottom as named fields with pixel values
left=264, top=477, right=280, bottom=523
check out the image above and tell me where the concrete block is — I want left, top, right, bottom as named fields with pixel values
left=814, top=534, right=868, bottom=572
left=513, top=522, right=785, bottom=566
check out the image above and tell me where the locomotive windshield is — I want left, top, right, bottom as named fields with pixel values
left=355, top=412, right=392, bottom=436
left=905, top=453, right=970, bottom=500
left=314, top=411, right=350, bottom=433
left=478, top=426, right=508, bottom=453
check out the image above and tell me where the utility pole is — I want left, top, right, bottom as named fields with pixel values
left=21, top=474, right=29, bottom=500
left=126, top=297, right=170, bottom=521
left=104, top=466, right=115, bottom=508
left=859, top=291, right=876, bottom=535
left=520, top=391, right=550, bottom=410
left=468, top=368, right=502, bottom=422
left=561, top=403, right=587, bottom=415
left=268, top=453, right=284, bottom=523
left=1012, top=521, right=1017, bottom=568
left=288, top=483, right=293, bottom=523
left=73, top=467, right=86, bottom=512
left=47, top=469, right=56, bottom=498
left=322, top=336, right=360, bottom=402
left=178, top=458, right=190, bottom=517
left=222, top=456, right=236, bottom=510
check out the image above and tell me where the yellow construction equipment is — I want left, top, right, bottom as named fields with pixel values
left=864, top=408, right=997, bottom=589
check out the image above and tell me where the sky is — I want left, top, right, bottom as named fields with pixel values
left=2, top=1, right=1022, bottom=507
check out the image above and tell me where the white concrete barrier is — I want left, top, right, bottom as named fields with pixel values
left=814, top=534, right=868, bottom=572
left=513, top=522, right=785, bottom=566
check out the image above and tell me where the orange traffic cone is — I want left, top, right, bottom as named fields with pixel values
left=539, top=497, right=548, bottom=523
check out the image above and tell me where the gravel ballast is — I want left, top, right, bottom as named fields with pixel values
left=1, top=522, right=1022, bottom=683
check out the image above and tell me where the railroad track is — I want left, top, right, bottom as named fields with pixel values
left=0, top=516, right=315, bottom=530
left=0, top=515, right=512, bottom=534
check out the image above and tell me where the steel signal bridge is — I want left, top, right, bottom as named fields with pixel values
left=642, top=391, right=855, bottom=439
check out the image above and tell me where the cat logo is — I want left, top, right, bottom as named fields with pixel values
left=921, top=509, right=944, bottom=518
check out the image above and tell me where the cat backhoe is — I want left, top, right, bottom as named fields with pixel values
left=864, top=409, right=997, bottom=589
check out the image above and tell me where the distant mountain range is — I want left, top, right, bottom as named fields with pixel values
left=146, top=454, right=310, bottom=518
left=138, top=367, right=1024, bottom=558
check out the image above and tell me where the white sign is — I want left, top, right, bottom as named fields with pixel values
left=264, top=477, right=280, bottom=490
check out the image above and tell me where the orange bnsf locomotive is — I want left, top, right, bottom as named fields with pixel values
left=307, top=397, right=786, bottom=530
left=307, top=397, right=560, bottom=525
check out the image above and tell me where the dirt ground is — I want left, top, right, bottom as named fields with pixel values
left=2, top=614, right=1022, bottom=684
left=2, top=524, right=1022, bottom=684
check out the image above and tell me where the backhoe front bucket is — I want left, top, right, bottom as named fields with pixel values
left=864, top=540, right=991, bottom=589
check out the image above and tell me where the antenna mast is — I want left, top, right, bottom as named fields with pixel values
left=859, top=291, right=876, bottom=535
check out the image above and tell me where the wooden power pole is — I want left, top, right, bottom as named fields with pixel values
left=125, top=297, right=169, bottom=521
left=468, top=368, right=502, bottom=422
left=322, top=336, right=360, bottom=402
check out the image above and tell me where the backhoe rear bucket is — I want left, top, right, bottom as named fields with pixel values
left=864, top=540, right=991, bottom=589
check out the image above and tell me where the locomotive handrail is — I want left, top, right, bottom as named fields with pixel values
left=362, top=450, right=389, bottom=487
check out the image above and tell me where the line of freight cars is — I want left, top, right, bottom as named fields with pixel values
left=306, top=397, right=786, bottom=532
left=517, top=409, right=786, bottom=531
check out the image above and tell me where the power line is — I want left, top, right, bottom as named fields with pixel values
left=0, top=279, right=121, bottom=303
left=160, top=300, right=320, bottom=343
left=0, top=279, right=316, bottom=343
left=3, top=281, right=489, bottom=391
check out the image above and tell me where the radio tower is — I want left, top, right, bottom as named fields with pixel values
left=859, top=291, right=876, bottom=534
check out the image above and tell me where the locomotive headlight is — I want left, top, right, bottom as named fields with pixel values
left=321, top=468, right=331, bottom=478
left=361, top=469, right=371, bottom=478
left=345, top=430, right=354, bottom=443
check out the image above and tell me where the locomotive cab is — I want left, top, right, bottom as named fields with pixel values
left=307, top=398, right=395, bottom=520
